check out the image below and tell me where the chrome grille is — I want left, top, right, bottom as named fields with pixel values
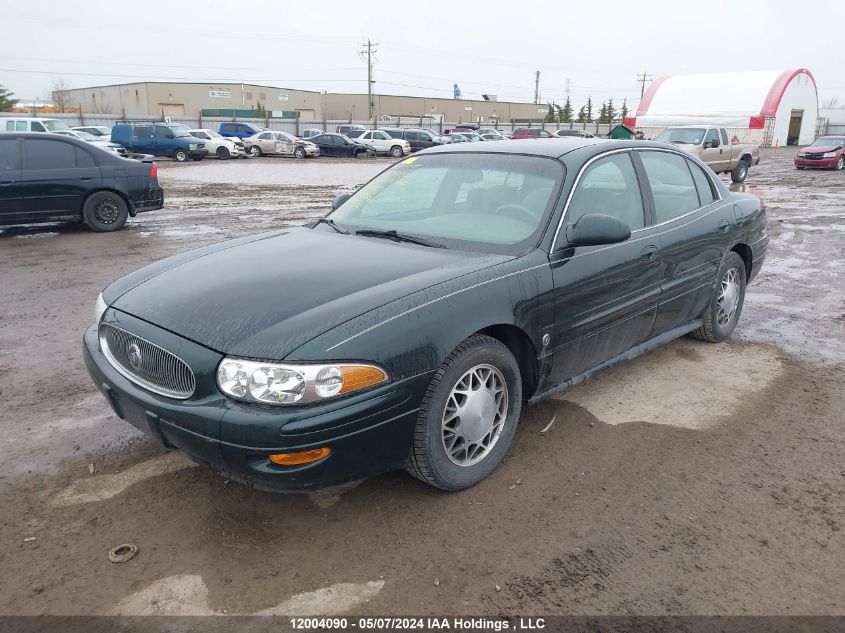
left=99, top=323, right=196, bottom=399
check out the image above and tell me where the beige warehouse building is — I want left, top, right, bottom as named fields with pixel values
left=57, top=82, right=545, bottom=124
left=57, top=82, right=323, bottom=118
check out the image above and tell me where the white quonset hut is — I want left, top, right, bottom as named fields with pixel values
left=626, top=69, right=818, bottom=146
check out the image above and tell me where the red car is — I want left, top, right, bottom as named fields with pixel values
left=795, top=135, right=845, bottom=170
left=511, top=127, right=555, bottom=139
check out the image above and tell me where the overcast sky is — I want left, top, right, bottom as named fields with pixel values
left=2, top=0, right=843, bottom=110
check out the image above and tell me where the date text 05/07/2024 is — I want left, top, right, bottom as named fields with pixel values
left=288, top=617, right=546, bottom=631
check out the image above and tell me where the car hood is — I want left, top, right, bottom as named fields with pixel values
left=802, top=145, right=843, bottom=153
left=107, top=227, right=510, bottom=359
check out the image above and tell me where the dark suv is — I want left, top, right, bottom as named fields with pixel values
left=383, top=128, right=442, bottom=152
left=111, top=123, right=207, bottom=162
left=219, top=121, right=265, bottom=140
left=0, top=133, right=163, bottom=232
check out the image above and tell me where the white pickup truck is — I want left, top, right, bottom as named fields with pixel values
left=654, top=125, right=760, bottom=183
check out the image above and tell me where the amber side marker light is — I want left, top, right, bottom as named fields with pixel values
left=268, top=447, right=331, bottom=466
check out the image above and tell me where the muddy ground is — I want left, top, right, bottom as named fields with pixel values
left=0, top=149, right=843, bottom=618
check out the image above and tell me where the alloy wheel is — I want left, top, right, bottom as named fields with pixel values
left=441, top=364, right=508, bottom=467
left=716, top=268, right=741, bottom=327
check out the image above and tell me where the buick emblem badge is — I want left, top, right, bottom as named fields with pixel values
left=127, top=343, right=142, bottom=369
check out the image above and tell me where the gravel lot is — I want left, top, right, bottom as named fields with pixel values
left=0, top=148, right=843, bottom=617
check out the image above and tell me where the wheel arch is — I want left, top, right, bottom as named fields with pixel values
left=474, top=323, right=539, bottom=401
left=730, top=243, right=752, bottom=280
left=83, top=188, right=135, bottom=217
left=739, top=153, right=753, bottom=164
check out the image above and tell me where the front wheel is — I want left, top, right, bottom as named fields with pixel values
left=174, top=149, right=188, bottom=162
left=390, top=145, right=403, bottom=157
left=730, top=159, right=749, bottom=183
left=82, top=191, right=129, bottom=232
left=216, top=146, right=231, bottom=159
left=836, top=156, right=844, bottom=171
left=405, top=335, right=522, bottom=491
left=250, top=145, right=262, bottom=157
left=294, top=146, right=306, bottom=159
left=690, top=251, right=746, bottom=343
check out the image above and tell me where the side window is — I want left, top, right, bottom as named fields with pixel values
left=639, top=151, right=701, bottom=223
left=221, top=124, right=232, bottom=133
left=0, top=138, right=18, bottom=171
left=406, top=131, right=419, bottom=141
left=15, top=121, right=27, bottom=131
left=23, top=139, right=78, bottom=169
left=375, top=131, right=389, bottom=140
left=155, top=126, right=172, bottom=139
left=720, top=128, right=729, bottom=145
left=687, top=159, right=716, bottom=205
left=31, top=121, right=46, bottom=132
left=259, top=132, right=272, bottom=140
left=76, top=147, right=96, bottom=167
left=567, top=153, right=644, bottom=230
left=704, top=129, right=719, bottom=148
left=5, top=121, right=13, bottom=131
left=135, top=125, right=154, bottom=138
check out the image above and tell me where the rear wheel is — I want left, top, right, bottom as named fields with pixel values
left=82, top=191, right=129, bottom=232
left=405, top=335, right=522, bottom=491
left=216, top=146, right=231, bottom=159
left=690, top=251, right=746, bottom=343
left=730, top=159, right=749, bottom=183
left=174, top=149, right=188, bottom=162
left=294, top=146, right=306, bottom=159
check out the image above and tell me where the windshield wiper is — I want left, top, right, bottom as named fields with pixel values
left=355, top=229, right=446, bottom=248
left=311, top=217, right=349, bottom=234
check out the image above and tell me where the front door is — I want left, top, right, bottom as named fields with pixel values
left=699, top=128, right=729, bottom=172
left=20, top=138, right=101, bottom=220
left=548, top=150, right=661, bottom=385
left=0, top=137, right=22, bottom=222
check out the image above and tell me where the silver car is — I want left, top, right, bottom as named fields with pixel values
left=244, top=131, right=320, bottom=158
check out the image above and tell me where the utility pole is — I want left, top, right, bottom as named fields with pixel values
left=359, top=39, right=379, bottom=121
left=534, top=70, right=540, bottom=104
left=637, top=72, right=653, bottom=99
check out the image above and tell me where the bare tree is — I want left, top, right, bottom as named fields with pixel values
left=822, top=97, right=841, bottom=109
left=50, top=78, right=75, bottom=113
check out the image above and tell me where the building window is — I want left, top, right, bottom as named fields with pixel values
left=245, top=91, right=253, bottom=100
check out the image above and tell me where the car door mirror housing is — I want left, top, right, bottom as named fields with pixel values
left=332, top=192, right=351, bottom=210
left=564, top=213, right=632, bottom=247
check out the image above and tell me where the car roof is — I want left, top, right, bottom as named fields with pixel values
left=422, top=137, right=664, bottom=159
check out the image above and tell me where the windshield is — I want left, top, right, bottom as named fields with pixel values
left=42, top=120, right=70, bottom=131
left=277, top=132, right=297, bottom=142
left=74, top=130, right=96, bottom=140
left=654, top=128, right=706, bottom=144
left=328, top=153, right=564, bottom=255
left=204, top=129, right=222, bottom=138
left=168, top=124, right=193, bottom=138
left=809, top=137, right=845, bottom=148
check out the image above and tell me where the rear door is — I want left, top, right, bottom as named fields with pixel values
left=130, top=124, right=155, bottom=153
left=20, top=138, right=102, bottom=220
left=635, top=149, right=727, bottom=335
left=548, top=150, right=661, bottom=384
left=0, top=136, right=22, bottom=221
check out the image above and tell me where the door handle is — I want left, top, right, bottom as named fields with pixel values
left=717, top=219, right=731, bottom=233
left=640, top=245, right=658, bottom=262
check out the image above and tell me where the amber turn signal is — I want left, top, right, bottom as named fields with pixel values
left=268, top=447, right=331, bottom=466
left=339, top=365, right=388, bottom=393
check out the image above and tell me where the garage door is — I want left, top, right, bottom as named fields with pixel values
left=159, top=103, right=186, bottom=117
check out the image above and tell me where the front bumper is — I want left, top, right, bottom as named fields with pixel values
left=795, top=156, right=839, bottom=169
left=83, top=320, right=430, bottom=492
left=188, top=149, right=208, bottom=159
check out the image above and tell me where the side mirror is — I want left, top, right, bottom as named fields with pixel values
left=564, top=213, right=631, bottom=247
left=166, top=133, right=174, bottom=139
left=332, top=192, right=351, bottom=210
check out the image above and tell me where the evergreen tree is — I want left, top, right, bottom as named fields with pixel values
left=585, top=97, right=593, bottom=122
left=555, top=104, right=565, bottom=123
left=544, top=103, right=556, bottom=123
left=620, top=98, right=629, bottom=122
left=0, top=85, right=18, bottom=111
left=561, top=96, right=573, bottom=123
left=599, top=102, right=608, bottom=124
left=607, top=98, right=616, bottom=123
left=576, top=105, right=586, bottom=123
left=256, top=101, right=266, bottom=116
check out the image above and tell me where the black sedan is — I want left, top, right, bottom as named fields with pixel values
left=0, top=132, right=163, bottom=231
left=83, top=139, right=767, bottom=491
left=308, top=133, right=376, bottom=158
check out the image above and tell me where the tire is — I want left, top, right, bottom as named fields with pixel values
left=82, top=191, right=129, bottom=232
left=730, top=159, right=749, bottom=183
left=293, top=146, right=306, bottom=159
left=250, top=145, right=262, bottom=157
left=405, top=335, right=523, bottom=491
left=690, top=251, right=746, bottom=343
left=174, top=149, right=188, bottom=162
left=836, top=156, right=844, bottom=171
left=390, top=145, right=403, bottom=158
left=216, top=146, right=231, bottom=159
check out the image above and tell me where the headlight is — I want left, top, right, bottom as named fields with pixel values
left=94, top=292, right=108, bottom=327
left=216, top=358, right=388, bottom=405
left=189, top=143, right=198, bottom=149
left=822, top=152, right=836, bottom=158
